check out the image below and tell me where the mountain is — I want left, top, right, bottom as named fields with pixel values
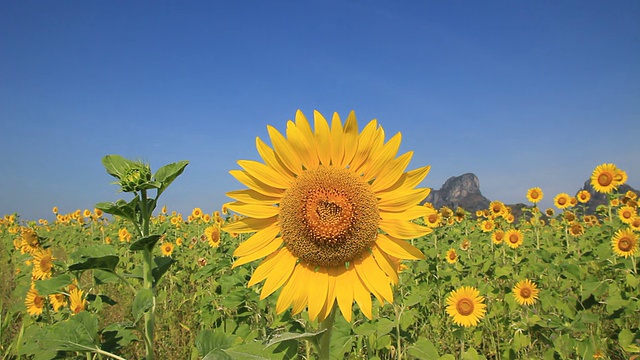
left=424, top=173, right=490, bottom=212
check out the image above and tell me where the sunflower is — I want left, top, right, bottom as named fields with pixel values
left=25, top=285, right=45, bottom=316
left=118, top=228, right=131, bottom=242
left=491, top=230, right=505, bottom=245
left=204, top=225, right=221, bottom=248
left=618, top=206, right=637, bottom=225
left=480, top=220, right=495, bottom=233
left=161, top=242, right=175, bottom=256
left=20, top=228, right=40, bottom=254
left=526, top=187, right=543, bottom=204
left=445, top=248, right=458, bottom=264
left=52, top=206, right=59, bottom=214
left=611, top=228, right=638, bottom=258
left=460, top=238, right=471, bottom=251
left=445, top=286, right=486, bottom=327
left=564, top=211, right=576, bottom=223
left=49, top=293, right=67, bottom=312
left=505, top=229, right=524, bottom=249
left=554, top=193, right=571, bottom=209
left=512, top=279, right=539, bottom=306
left=590, top=163, right=625, bottom=194
left=569, top=223, right=584, bottom=237
left=630, top=218, right=640, bottom=232
left=489, top=201, right=506, bottom=217
left=69, top=288, right=87, bottom=314
left=576, top=190, right=591, bottom=203
left=223, top=110, right=431, bottom=322
left=192, top=207, right=203, bottom=219
left=424, top=210, right=442, bottom=228
left=545, top=208, right=555, bottom=217
left=31, top=248, right=54, bottom=280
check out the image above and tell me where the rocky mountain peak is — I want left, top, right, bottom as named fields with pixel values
left=425, top=173, right=490, bottom=212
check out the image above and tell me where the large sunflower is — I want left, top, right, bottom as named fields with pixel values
left=445, top=286, right=486, bottom=327
left=611, top=228, right=638, bottom=258
left=223, top=110, right=431, bottom=322
left=526, top=187, right=543, bottom=204
left=505, top=229, right=524, bottom=249
left=554, top=193, right=571, bottom=210
left=591, top=163, right=626, bottom=194
left=512, top=279, right=539, bottom=306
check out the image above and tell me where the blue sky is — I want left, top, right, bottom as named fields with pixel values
left=1, top=1, right=639, bottom=221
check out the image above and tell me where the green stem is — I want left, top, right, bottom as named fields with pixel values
left=142, top=248, right=156, bottom=360
left=317, top=306, right=337, bottom=360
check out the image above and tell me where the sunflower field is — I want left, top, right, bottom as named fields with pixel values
left=1, top=111, right=639, bottom=360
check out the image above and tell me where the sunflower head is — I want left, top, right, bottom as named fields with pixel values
left=445, top=248, right=458, bottom=264
left=445, top=286, right=486, bottom=327
left=611, top=229, right=638, bottom=258
left=554, top=193, right=571, bottom=209
left=591, top=163, right=625, bottom=194
left=526, top=187, right=543, bottom=203
left=505, top=229, right=524, bottom=249
left=512, top=279, right=539, bottom=306
left=223, top=110, right=431, bottom=322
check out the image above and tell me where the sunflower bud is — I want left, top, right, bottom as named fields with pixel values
left=119, top=163, right=152, bottom=192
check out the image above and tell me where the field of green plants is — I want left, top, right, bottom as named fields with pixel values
left=1, top=155, right=639, bottom=360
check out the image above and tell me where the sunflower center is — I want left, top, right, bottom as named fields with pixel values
left=456, top=298, right=474, bottom=316
left=618, top=238, right=632, bottom=251
left=598, top=173, right=613, bottom=187
left=280, top=166, right=379, bottom=267
left=531, top=191, right=539, bottom=199
left=520, top=288, right=532, bottom=298
left=40, top=256, right=53, bottom=273
left=558, top=197, right=567, bottom=205
left=34, top=295, right=45, bottom=308
left=428, top=214, right=438, bottom=223
left=449, top=252, right=456, bottom=260
left=509, top=234, right=519, bottom=243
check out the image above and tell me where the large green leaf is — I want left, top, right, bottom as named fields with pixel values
left=154, top=160, right=189, bottom=197
left=407, top=338, right=440, bottom=360
left=34, top=274, right=73, bottom=296
left=129, top=234, right=162, bottom=251
left=152, top=256, right=176, bottom=286
left=196, top=329, right=237, bottom=359
left=132, top=288, right=154, bottom=323
left=265, top=330, right=325, bottom=347
left=43, top=312, right=99, bottom=351
left=68, top=255, right=119, bottom=272
left=101, top=154, right=138, bottom=180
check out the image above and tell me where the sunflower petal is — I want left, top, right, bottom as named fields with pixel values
left=233, top=222, right=280, bottom=258
left=380, top=218, right=432, bottom=239
left=224, top=201, right=280, bottom=219
left=308, top=268, right=329, bottom=321
left=229, top=170, right=284, bottom=198
left=292, top=264, right=311, bottom=315
left=376, top=234, right=425, bottom=260
left=333, top=266, right=354, bottom=322
left=371, top=244, right=398, bottom=284
left=355, top=254, right=393, bottom=303
left=319, top=269, right=337, bottom=321
left=314, top=110, right=332, bottom=166
left=232, top=236, right=283, bottom=268
left=276, top=263, right=303, bottom=314
left=256, top=137, right=295, bottom=180
left=363, top=132, right=402, bottom=182
left=330, top=112, right=344, bottom=167
left=352, top=269, right=373, bottom=319
left=247, top=247, right=287, bottom=287
left=226, top=189, right=280, bottom=205
left=371, top=151, right=413, bottom=193
left=268, top=125, right=303, bottom=175
left=222, top=216, right=277, bottom=234
left=260, top=248, right=297, bottom=299
left=341, top=111, right=359, bottom=167
left=378, top=188, right=431, bottom=213
left=380, top=205, right=432, bottom=221
left=238, top=160, right=290, bottom=189
left=350, top=119, right=378, bottom=173
left=378, top=166, right=431, bottom=195
left=287, top=120, right=317, bottom=170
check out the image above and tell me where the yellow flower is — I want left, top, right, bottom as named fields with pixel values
left=480, top=219, right=495, bottom=233
left=554, top=193, right=571, bottom=209
left=576, top=190, right=591, bottom=203
left=460, top=238, right=471, bottom=251
left=31, top=248, right=54, bottom=280
left=569, top=223, right=584, bottom=237
left=25, top=284, right=45, bottom=316
left=618, top=206, right=637, bottom=225
left=545, top=208, right=555, bottom=217
left=424, top=210, right=442, bottom=228
left=445, top=286, right=486, bottom=327
left=590, top=163, right=625, bottom=194
left=94, top=208, right=103, bottom=218
left=223, top=110, right=431, bottom=322
left=611, top=228, right=638, bottom=258
left=512, top=279, right=539, bottom=306
left=161, top=242, right=175, bottom=256
left=204, top=225, right=221, bottom=248
left=191, top=207, right=203, bottom=219
left=49, top=293, right=67, bottom=312
left=52, top=206, right=59, bottom=214
left=20, top=228, right=40, bottom=254
left=69, top=288, right=87, bottom=314
left=176, top=237, right=183, bottom=246
left=118, top=228, right=132, bottom=242
left=526, top=187, right=543, bottom=204
left=83, top=209, right=92, bottom=218
left=445, top=248, right=458, bottom=264
left=491, top=230, right=505, bottom=245
left=489, top=201, right=506, bottom=217
left=505, top=229, right=524, bottom=249
left=161, top=205, right=167, bottom=214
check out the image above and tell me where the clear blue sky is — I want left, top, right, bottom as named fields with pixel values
left=1, top=1, right=639, bottom=221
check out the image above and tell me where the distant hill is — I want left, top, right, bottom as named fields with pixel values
left=426, top=173, right=639, bottom=217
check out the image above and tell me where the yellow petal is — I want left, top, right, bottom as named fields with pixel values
left=268, top=125, right=303, bottom=175
left=260, top=248, right=297, bottom=299
left=286, top=120, right=317, bottom=170
left=350, top=119, right=378, bottom=173
left=371, top=244, right=398, bottom=284
left=363, top=132, right=402, bottom=182
left=318, top=270, right=337, bottom=321
left=294, top=111, right=320, bottom=168
left=237, top=160, right=290, bottom=189
left=229, top=170, right=284, bottom=198
left=233, top=222, right=280, bottom=258
left=333, top=266, right=354, bottom=322
left=378, top=188, right=431, bottom=213
left=256, top=137, right=295, bottom=180
left=276, top=262, right=304, bottom=314
left=341, top=111, right=359, bottom=167
left=314, top=110, right=331, bottom=166
left=377, top=166, right=431, bottom=195
left=376, top=234, right=425, bottom=260
left=226, top=189, right=280, bottom=205
left=224, top=201, right=280, bottom=219
left=352, top=269, right=373, bottom=320
left=232, top=236, right=283, bottom=268
left=222, top=216, right=277, bottom=234
left=380, top=205, right=432, bottom=221
left=330, top=112, right=344, bottom=167
left=370, top=151, right=413, bottom=193
left=380, top=218, right=431, bottom=239
left=355, top=254, right=393, bottom=304
left=291, top=264, right=311, bottom=315
left=308, top=268, right=329, bottom=321
left=247, top=247, right=288, bottom=287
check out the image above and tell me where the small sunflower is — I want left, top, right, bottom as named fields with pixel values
left=512, top=279, right=539, bottom=306
left=223, top=110, right=431, bottom=322
left=31, top=248, right=54, bottom=280
left=554, top=193, right=571, bottom=209
left=491, top=230, right=505, bottom=245
left=505, top=229, right=524, bottom=249
left=445, top=286, right=486, bottom=327
left=489, top=201, right=506, bottom=217
left=460, top=238, right=471, bottom=251
left=192, top=207, right=203, bottom=219
left=118, top=228, right=132, bottom=242
left=52, top=206, right=59, bottom=214
left=49, top=293, right=67, bottom=312
left=545, top=208, right=555, bottom=217
left=69, top=288, right=87, bottom=314
left=161, top=242, right=175, bottom=257
left=590, top=163, right=625, bottom=194
left=611, top=228, right=638, bottom=258
left=445, top=248, right=458, bottom=264
left=20, top=228, right=40, bottom=254
left=424, top=210, right=442, bottom=228
left=526, top=187, right=543, bottom=204
left=576, top=190, right=591, bottom=203
left=204, top=225, right=221, bottom=248
left=569, top=223, right=584, bottom=237
left=480, top=219, right=495, bottom=233
left=618, top=206, right=637, bottom=225
left=25, top=285, right=45, bottom=316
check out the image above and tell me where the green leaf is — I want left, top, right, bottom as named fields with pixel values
left=462, top=347, right=483, bottom=360
left=68, top=255, right=119, bottom=272
left=95, top=199, right=137, bottom=222
left=152, top=256, right=176, bottom=286
left=154, top=160, right=189, bottom=197
left=102, top=154, right=138, bottom=179
left=43, top=312, right=99, bottom=352
left=265, top=330, right=325, bottom=347
left=626, top=273, right=639, bottom=288
left=132, top=288, right=154, bottom=323
left=102, top=323, right=139, bottom=353
left=129, top=234, right=162, bottom=251
left=407, top=338, right=440, bottom=360
left=34, top=274, right=72, bottom=296
left=222, top=342, right=271, bottom=359
left=196, top=329, right=237, bottom=358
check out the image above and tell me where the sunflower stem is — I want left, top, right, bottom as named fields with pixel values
left=317, top=306, right=337, bottom=360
